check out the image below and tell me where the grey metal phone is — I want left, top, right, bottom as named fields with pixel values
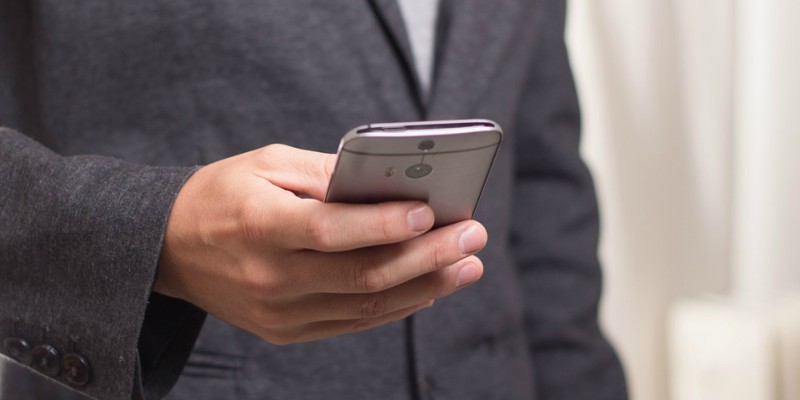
left=324, top=119, right=503, bottom=228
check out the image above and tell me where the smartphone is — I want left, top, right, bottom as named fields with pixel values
left=325, top=119, right=503, bottom=228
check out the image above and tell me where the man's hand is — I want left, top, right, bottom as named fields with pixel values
left=154, top=144, right=487, bottom=345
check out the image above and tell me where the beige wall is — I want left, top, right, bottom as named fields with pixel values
left=567, top=1, right=800, bottom=399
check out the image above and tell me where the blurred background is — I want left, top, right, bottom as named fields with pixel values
left=567, top=0, right=800, bottom=399
left=2, top=1, right=798, bottom=399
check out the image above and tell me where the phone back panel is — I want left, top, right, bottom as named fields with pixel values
left=325, top=121, right=502, bottom=228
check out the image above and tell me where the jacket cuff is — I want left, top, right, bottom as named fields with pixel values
left=0, top=129, right=200, bottom=400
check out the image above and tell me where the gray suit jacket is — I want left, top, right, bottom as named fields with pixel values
left=0, top=1, right=628, bottom=399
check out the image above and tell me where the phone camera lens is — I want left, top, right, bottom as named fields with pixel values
left=405, top=163, right=433, bottom=179
left=418, top=140, right=435, bottom=151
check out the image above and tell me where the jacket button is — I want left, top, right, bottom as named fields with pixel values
left=31, top=344, right=61, bottom=376
left=62, top=353, right=92, bottom=388
left=3, top=337, right=33, bottom=365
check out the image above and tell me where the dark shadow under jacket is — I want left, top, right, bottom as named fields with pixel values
left=0, top=0, right=628, bottom=399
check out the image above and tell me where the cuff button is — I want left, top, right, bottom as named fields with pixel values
left=62, top=353, right=92, bottom=388
left=32, top=344, right=61, bottom=376
left=3, top=337, right=33, bottom=365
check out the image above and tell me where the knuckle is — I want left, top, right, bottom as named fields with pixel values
left=304, top=215, right=336, bottom=249
left=427, top=239, right=449, bottom=271
left=254, top=144, right=293, bottom=172
left=364, top=269, right=389, bottom=292
left=360, top=293, right=389, bottom=319
left=259, top=143, right=287, bottom=159
left=241, top=260, right=286, bottom=299
left=322, top=155, right=335, bottom=179
left=353, top=262, right=388, bottom=293
left=264, top=331, right=293, bottom=346
left=258, top=323, right=305, bottom=346
left=379, top=211, right=394, bottom=241
left=350, top=309, right=409, bottom=334
left=308, top=154, right=331, bottom=181
left=428, top=270, right=450, bottom=298
left=349, top=319, right=378, bottom=335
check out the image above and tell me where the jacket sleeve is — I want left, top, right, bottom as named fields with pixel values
left=510, top=1, right=628, bottom=399
left=0, top=129, right=206, bottom=400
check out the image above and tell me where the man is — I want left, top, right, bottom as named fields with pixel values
left=0, top=1, right=627, bottom=399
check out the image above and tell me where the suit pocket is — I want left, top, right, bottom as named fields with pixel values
left=180, top=349, right=241, bottom=379
left=166, top=350, right=243, bottom=400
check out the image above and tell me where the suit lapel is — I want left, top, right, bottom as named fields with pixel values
left=368, top=0, right=425, bottom=114
left=367, top=0, right=533, bottom=119
left=427, top=0, right=531, bottom=119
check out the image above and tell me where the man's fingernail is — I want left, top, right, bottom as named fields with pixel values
left=407, top=204, right=434, bottom=232
left=455, top=262, right=482, bottom=288
left=459, top=225, right=486, bottom=255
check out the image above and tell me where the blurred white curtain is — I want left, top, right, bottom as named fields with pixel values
left=566, top=1, right=800, bottom=399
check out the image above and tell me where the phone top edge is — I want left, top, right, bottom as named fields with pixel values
left=362, top=119, right=500, bottom=132
left=339, top=141, right=501, bottom=157
left=341, top=119, right=503, bottom=147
